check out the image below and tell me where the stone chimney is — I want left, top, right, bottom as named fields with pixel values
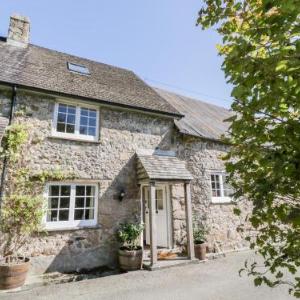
left=7, top=14, right=30, bottom=48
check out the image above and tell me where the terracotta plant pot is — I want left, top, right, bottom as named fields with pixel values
left=0, top=257, right=30, bottom=290
left=118, top=247, right=143, bottom=271
left=194, top=243, right=207, bottom=260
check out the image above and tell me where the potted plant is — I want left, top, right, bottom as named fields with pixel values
left=117, top=222, right=144, bottom=271
left=193, top=224, right=208, bottom=260
left=0, top=195, right=44, bottom=290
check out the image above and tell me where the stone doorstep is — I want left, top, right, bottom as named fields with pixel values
left=143, top=258, right=201, bottom=271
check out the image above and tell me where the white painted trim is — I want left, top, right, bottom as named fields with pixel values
left=210, top=171, right=233, bottom=204
left=141, top=183, right=172, bottom=248
left=211, top=196, right=232, bottom=204
left=51, top=101, right=100, bottom=142
left=44, top=182, right=99, bottom=230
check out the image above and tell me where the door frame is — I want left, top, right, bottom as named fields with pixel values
left=140, top=183, right=173, bottom=249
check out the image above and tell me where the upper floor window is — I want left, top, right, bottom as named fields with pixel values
left=210, top=173, right=233, bottom=203
left=45, top=183, right=98, bottom=230
left=52, top=102, right=99, bottom=141
left=67, top=62, right=90, bottom=75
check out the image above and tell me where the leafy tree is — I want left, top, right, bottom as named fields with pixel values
left=197, top=0, right=300, bottom=297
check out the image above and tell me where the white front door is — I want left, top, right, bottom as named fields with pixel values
left=144, top=185, right=169, bottom=248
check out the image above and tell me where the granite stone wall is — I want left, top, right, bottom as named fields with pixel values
left=0, top=89, right=252, bottom=274
left=0, top=90, right=174, bottom=273
left=177, top=135, right=252, bottom=252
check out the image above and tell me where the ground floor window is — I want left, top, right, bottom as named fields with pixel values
left=45, top=183, right=98, bottom=229
left=210, top=173, right=233, bottom=203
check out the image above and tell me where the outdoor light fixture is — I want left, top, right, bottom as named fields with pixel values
left=119, top=190, right=125, bottom=202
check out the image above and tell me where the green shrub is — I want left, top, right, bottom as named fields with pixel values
left=117, top=222, right=144, bottom=250
left=1, top=195, right=45, bottom=258
left=193, top=224, right=208, bottom=245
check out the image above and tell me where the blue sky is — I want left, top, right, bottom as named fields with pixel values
left=0, top=0, right=232, bottom=108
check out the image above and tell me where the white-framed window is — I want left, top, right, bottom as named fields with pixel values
left=52, top=102, right=99, bottom=142
left=45, top=183, right=98, bottom=230
left=210, top=173, right=233, bottom=203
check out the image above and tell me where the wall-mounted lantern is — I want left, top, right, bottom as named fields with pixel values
left=119, top=189, right=125, bottom=202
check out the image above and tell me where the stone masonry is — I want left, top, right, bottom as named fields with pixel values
left=0, top=90, right=174, bottom=274
left=0, top=88, right=252, bottom=274
left=177, top=135, right=252, bottom=252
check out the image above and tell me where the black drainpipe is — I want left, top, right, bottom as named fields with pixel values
left=0, top=85, right=17, bottom=214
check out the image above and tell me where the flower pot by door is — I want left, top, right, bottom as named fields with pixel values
left=194, top=243, right=207, bottom=260
left=118, top=248, right=143, bottom=271
left=0, top=257, right=30, bottom=290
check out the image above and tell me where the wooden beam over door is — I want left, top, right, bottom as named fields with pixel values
left=184, top=182, right=195, bottom=260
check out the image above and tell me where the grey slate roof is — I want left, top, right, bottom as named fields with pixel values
left=138, top=155, right=193, bottom=181
left=0, top=116, right=9, bottom=141
left=155, top=88, right=233, bottom=141
left=0, top=38, right=180, bottom=117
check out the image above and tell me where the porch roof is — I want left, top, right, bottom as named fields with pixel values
left=137, top=154, right=193, bottom=181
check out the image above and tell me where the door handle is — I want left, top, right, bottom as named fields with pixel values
left=156, top=210, right=158, bottom=214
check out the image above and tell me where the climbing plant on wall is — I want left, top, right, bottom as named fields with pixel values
left=0, top=121, right=75, bottom=259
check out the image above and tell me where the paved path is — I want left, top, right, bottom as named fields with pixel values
left=1, top=251, right=293, bottom=300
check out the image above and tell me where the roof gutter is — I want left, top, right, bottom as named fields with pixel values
left=0, top=81, right=184, bottom=119
left=0, top=85, right=17, bottom=214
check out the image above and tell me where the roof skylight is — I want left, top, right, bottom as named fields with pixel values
left=67, top=62, right=90, bottom=75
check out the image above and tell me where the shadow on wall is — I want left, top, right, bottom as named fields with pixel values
left=34, top=154, right=140, bottom=275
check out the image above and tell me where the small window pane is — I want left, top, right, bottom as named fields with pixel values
left=74, top=209, right=85, bottom=220
left=61, top=186, right=71, bottom=196
left=67, top=106, right=76, bottom=114
left=67, top=115, right=76, bottom=124
left=89, top=118, right=96, bottom=127
left=88, top=127, right=96, bottom=136
left=58, top=105, right=67, bottom=113
left=76, top=186, right=85, bottom=196
left=60, top=198, right=70, bottom=208
left=48, top=210, right=58, bottom=222
left=85, top=197, right=94, bottom=207
left=81, top=109, right=89, bottom=116
left=80, top=116, right=88, bottom=125
left=66, top=124, right=75, bottom=133
left=50, top=186, right=59, bottom=196
left=80, top=126, right=88, bottom=135
left=59, top=210, right=69, bottom=221
left=58, top=113, right=66, bottom=123
left=85, top=209, right=94, bottom=220
left=75, top=197, right=85, bottom=208
left=57, top=123, right=65, bottom=132
left=49, top=198, right=59, bottom=209
left=89, top=110, right=96, bottom=118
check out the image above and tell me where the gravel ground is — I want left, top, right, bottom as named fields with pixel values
left=1, top=250, right=294, bottom=300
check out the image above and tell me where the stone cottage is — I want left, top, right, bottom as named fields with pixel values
left=0, top=15, right=250, bottom=274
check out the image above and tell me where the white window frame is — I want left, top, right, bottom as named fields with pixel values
left=52, top=101, right=100, bottom=142
left=43, top=182, right=98, bottom=230
left=210, top=172, right=232, bottom=204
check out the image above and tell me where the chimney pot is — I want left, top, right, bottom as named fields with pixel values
left=7, top=14, right=30, bottom=48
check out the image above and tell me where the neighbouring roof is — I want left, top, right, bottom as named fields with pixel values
left=137, top=154, right=193, bottom=181
left=0, top=116, right=9, bottom=141
left=0, top=38, right=180, bottom=117
left=155, top=88, right=233, bottom=141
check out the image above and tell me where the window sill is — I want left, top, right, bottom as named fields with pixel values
left=44, top=225, right=101, bottom=232
left=211, top=197, right=233, bottom=204
left=48, top=135, right=100, bottom=144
